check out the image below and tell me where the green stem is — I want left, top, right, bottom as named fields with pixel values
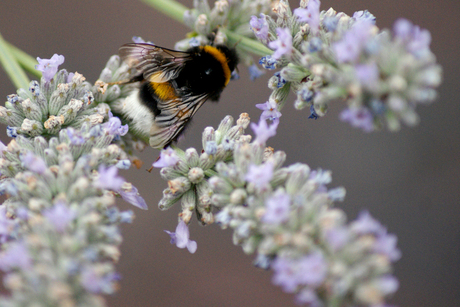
left=141, top=0, right=187, bottom=24
left=0, top=33, right=30, bottom=89
left=8, top=43, right=40, bottom=77
left=141, top=0, right=272, bottom=57
left=224, top=30, right=272, bottom=57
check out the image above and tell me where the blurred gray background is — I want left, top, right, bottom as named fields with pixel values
left=0, top=0, right=459, bottom=306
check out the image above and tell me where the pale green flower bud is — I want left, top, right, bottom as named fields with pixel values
left=225, top=126, right=244, bottom=140
left=199, top=211, right=214, bottom=225
left=188, top=167, right=205, bottom=184
left=158, top=188, right=180, bottom=210
left=229, top=188, right=247, bottom=205
left=211, top=194, right=230, bottom=207
left=185, top=148, right=200, bottom=167
left=280, top=64, right=309, bottom=82
left=285, top=164, right=311, bottom=194
left=209, top=176, right=232, bottom=194
left=181, top=189, right=196, bottom=212
left=0, top=106, right=19, bottom=126
left=388, top=75, right=407, bottom=92
left=183, top=10, right=196, bottom=29
left=199, top=152, right=214, bottom=170
left=202, top=126, right=215, bottom=152
left=414, top=65, right=442, bottom=87
left=174, top=159, right=190, bottom=174
left=265, top=150, right=286, bottom=170
left=168, top=177, right=191, bottom=196
left=159, top=167, right=182, bottom=181
left=195, top=14, right=210, bottom=36
left=21, top=98, right=42, bottom=122
left=58, top=99, right=83, bottom=124
left=21, top=119, right=44, bottom=137
left=236, top=113, right=250, bottom=129
left=48, top=84, right=69, bottom=115
left=217, top=115, right=233, bottom=132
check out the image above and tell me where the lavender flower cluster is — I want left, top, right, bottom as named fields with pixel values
left=0, top=0, right=435, bottom=304
left=93, top=54, right=149, bottom=160
left=154, top=114, right=400, bottom=306
left=0, top=59, right=146, bottom=305
left=250, top=0, right=442, bottom=132
left=155, top=114, right=251, bottom=225
left=0, top=68, right=104, bottom=139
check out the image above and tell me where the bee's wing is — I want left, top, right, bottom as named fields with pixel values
left=149, top=93, right=210, bottom=149
left=119, top=43, right=193, bottom=83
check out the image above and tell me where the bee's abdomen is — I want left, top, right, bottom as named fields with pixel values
left=139, top=81, right=178, bottom=117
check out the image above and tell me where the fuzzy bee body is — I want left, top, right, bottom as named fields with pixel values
left=118, top=43, right=238, bottom=149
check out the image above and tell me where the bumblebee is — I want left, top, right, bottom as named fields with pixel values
left=118, top=42, right=239, bottom=149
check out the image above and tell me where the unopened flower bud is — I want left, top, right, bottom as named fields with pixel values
left=195, top=14, right=210, bottom=36
left=188, top=167, right=204, bottom=184
left=21, top=98, right=42, bottom=122
left=21, top=119, right=43, bottom=136
left=168, top=177, right=191, bottom=196
left=184, top=148, right=199, bottom=167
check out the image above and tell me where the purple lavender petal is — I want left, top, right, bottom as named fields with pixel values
left=250, top=14, right=269, bottom=42
left=251, top=118, right=279, bottom=144
left=118, top=184, right=148, bottom=210
left=263, top=191, right=290, bottom=224
left=294, top=0, right=321, bottom=34
left=152, top=147, right=179, bottom=168
left=268, top=28, right=293, bottom=60
left=0, top=241, right=32, bottom=271
left=43, top=202, right=76, bottom=232
left=339, top=107, right=374, bottom=132
left=22, top=152, right=47, bottom=174
left=97, top=165, right=125, bottom=191
left=35, top=54, right=65, bottom=82
left=245, top=163, right=274, bottom=189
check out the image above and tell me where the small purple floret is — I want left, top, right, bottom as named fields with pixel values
left=35, top=54, right=65, bottom=82
left=250, top=117, right=279, bottom=144
left=250, top=14, right=269, bottom=42
left=164, top=220, right=197, bottom=253
left=268, top=28, right=293, bottom=60
left=152, top=147, right=179, bottom=168
left=339, top=107, right=374, bottom=132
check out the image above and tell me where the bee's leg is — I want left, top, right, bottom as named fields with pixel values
left=107, top=73, right=144, bottom=86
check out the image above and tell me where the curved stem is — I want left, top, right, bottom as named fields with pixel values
left=140, top=0, right=187, bottom=24
left=8, top=43, right=39, bottom=77
left=0, top=33, right=30, bottom=89
left=224, top=30, right=272, bottom=57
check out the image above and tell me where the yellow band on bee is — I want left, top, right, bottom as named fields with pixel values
left=202, top=46, right=231, bottom=86
left=150, top=81, right=177, bottom=101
